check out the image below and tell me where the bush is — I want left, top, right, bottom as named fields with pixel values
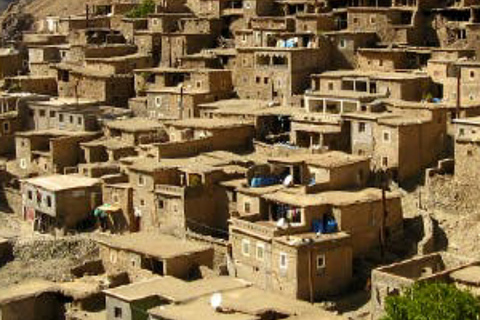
left=126, top=0, right=156, bottom=18
left=382, top=282, right=480, bottom=320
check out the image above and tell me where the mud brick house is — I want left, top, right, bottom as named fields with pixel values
left=356, top=47, right=431, bottom=72
left=0, top=49, right=24, bottom=79
left=308, top=70, right=435, bottom=108
left=0, top=112, right=22, bottom=157
left=154, top=163, right=230, bottom=237
left=453, top=116, right=480, bottom=184
left=96, top=233, right=213, bottom=278
left=54, top=63, right=134, bottom=107
left=160, top=33, right=217, bottom=67
left=2, top=76, right=58, bottom=96
left=104, top=276, right=249, bottom=320
left=21, top=174, right=101, bottom=233
left=15, top=129, right=99, bottom=175
left=0, top=280, right=64, bottom=320
left=103, top=117, right=166, bottom=146
left=160, top=118, right=254, bottom=156
left=27, top=45, right=67, bottom=77
left=133, top=67, right=233, bottom=119
left=235, top=47, right=330, bottom=106
left=344, top=102, right=447, bottom=182
left=289, top=111, right=351, bottom=151
left=101, top=181, right=135, bottom=233
left=323, top=31, right=378, bottom=69
left=346, top=7, right=423, bottom=45
left=229, top=187, right=403, bottom=300
left=196, top=0, right=275, bottom=18
left=148, top=283, right=346, bottom=320
left=371, top=252, right=478, bottom=320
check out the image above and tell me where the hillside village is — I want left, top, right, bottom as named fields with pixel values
left=1, top=0, right=480, bottom=319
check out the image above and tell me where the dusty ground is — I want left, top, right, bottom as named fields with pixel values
left=0, top=210, right=99, bottom=287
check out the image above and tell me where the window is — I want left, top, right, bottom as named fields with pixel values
left=383, top=130, right=391, bottom=142
left=46, top=195, right=52, bottom=208
left=459, top=128, right=465, bottom=136
left=49, top=111, right=56, bottom=118
left=279, top=252, right=288, bottom=269
left=244, top=201, right=251, bottom=213
left=382, top=156, right=389, bottom=167
left=138, top=175, right=145, bottom=186
left=467, top=150, right=473, bottom=156
left=339, top=39, right=347, bottom=49
left=358, top=122, right=366, bottom=133
left=113, top=194, right=119, bottom=203
left=3, top=122, right=10, bottom=134
left=158, top=199, right=165, bottom=209
left=379, top=60, right=383, bottom=67
left=28, top=190, right=33, bottom=200
left=77, top=117, right=82, bottom=125
left=140, top=199, right=146, bottom=207
left=242, top=239, right=250, bottom=256
left=39, top=109, right=46, bottom=117
left=69, top=115, right=74, bottom=123
left=470, top=70, right=476, bottom=79
left=20, top=158, right=27, bottom=169
left=353, top=17, right=358, bottom=24
left=155, top=96, right=162, bottom=107
left=256, top=243, right=265, bottom=261
left=114, top=307, right=122, bottom=319
left=316, top=254, right=326, bottom=270
left=242, top=34, right=247, bottom=42
left=264, top=77, right=269, bottom=84
left=328, top=82, right=334, bottom=91
left=370, top=16, right=376, bottom=24
left=255, top=76, right=260, bottom=83
left=59, top=114, right=64, bottom=122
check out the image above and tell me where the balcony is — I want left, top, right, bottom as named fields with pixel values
left=155, top=184, right=185, bottom=197
left=230, top=217, right=285, bottom=238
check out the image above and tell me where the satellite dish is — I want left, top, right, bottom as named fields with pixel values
left=277, top=218, right=287, bottom=229
left=210, top=293, right=223, bottom=310
left=283, top=175, right=293, bottom=187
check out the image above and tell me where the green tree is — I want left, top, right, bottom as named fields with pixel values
left=382, top=282, right=480, bottom=320
left=126, top=0, right=156, bottom=18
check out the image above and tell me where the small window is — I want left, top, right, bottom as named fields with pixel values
left=470, top=70, right=476, bottom=79
left=46, top=195, right=52, bottom=208
left=114, top=307, right=122, bottom=319
left=264, top=77, right=269, bottom=84
left=370, top=16, right=376, bottom=24
left=279, top=252, right=288, bottom=269
left=358, top=122, right=366, bottom=133
left=256, top=243, right=265, bottom=261
left=49, top=111, right=56, bottom=118
left=69, top=115, right=74, bottom=123
left=77, top=117, right=82, bottom=125
left=317, top=254, right=326, bottom=270
left=242, top=239, right=250, bottom=256
left=353, top=17, right=358, bottom=24
left=140, top=199, right=146, bottom=207
left=383, top=130, right=391, bottom=142
left=244, top=201, right=251, bottom=213
left=28, top=190, right=33, bottom=200
left=39, top=110, right=46, bottom=117
left=138, top=175, right=145, bottom=186
left=158, top=199, right=165, bottom=209
left=59, top=114, right=64, bottom=122
left=339, top=39, right=347, bottom=49
left=379, top=60, right=383, bottom=67
left=459, top=128, right=465, bottom=136
left=256, top=76, right=261, bottom=84
left=467, top=150, right=473, bottom=156
left=328, top=82, right=334, bottom=91
left=382, top=156, right=389, bottom=167
left=3, top=122, right=10, bottom=134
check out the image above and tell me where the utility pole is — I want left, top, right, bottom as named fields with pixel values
left=379, top=169, right=388, bottom=261
left=456, top=64, right=461, bottom=119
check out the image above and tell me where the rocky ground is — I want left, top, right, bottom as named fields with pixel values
left=0, top=210, right=99, bottom=287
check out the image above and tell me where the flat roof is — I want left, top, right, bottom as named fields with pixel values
left=95, top=233, right=212, bottom=260
left=105, top=117, right=163, bottom=132
left=269, top=151, right=368, bottom=168
left=22, top=174, right=101, bottom=191
left=105, top=276, right=250, bottom=303
left=263, top=188, right=400, bottom=208
left=150, top=286, right=344, bottom=320
left=0, top=280, right=56, bottom=304
left=315, top=70, right=430, bottom=81
left=164, top=118, right=253, bottom=129
left=450, top=266, right=480, bottom=285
